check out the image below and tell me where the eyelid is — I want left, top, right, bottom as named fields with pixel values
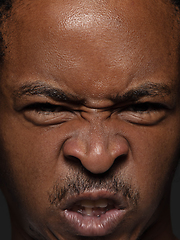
left=23, top=103, right=77, bottom=126
left=112, top=101, right=163, bottom=112
left=25, top=102, right=73, bottom=112
left=13, top=94, right=82, bottom=112
left=125, top=102, right=167, bottom=112
left=115, top=101, right=168, bottom=125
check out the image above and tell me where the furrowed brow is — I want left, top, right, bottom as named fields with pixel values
left=111, top=83, right=171, bottom=104
left=12, top=83, right=84, bottom=104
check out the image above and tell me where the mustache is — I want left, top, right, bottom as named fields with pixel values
left=48, top=171, right=140, bottom=207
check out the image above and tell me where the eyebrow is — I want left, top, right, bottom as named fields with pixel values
left=12, top=82, right=171, bottom=105
left=110, top=82, right=171, bottom=104
left=12, top=82, right=84, bottom=104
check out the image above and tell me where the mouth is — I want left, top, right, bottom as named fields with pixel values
left=69, top=198, right=122, bottom=217
left=62, top=192, right=128, bottom=236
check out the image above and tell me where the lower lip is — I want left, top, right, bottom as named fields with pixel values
left=63, top=208, right=126, bottom=236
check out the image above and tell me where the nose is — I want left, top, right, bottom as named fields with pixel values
left=63, top=122, right=129, bottom=174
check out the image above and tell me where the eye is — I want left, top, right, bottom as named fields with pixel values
left=127, top=102, right=163, bottom=113
left=26, top=102, right=72, bottom=114
left=118, top=102, right=167, bottom=125
left=23, top=102, right=76, bottom=125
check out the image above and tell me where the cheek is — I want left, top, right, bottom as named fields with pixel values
left=0, top=120, right=69, bottom=217
left=0, top=123, right=77, bottom=237
left=126, top=121, right=180, bottom=209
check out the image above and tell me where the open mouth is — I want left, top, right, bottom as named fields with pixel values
left=70, top=198, right=122, bottom=217
left=62, top=193, right=128, bottom=236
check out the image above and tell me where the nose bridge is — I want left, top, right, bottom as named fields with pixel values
left=81, top=110, right=111, bottom=153
left=87, top=114, right=108, bottom=155
left=81, top=109, right=110, bottom=123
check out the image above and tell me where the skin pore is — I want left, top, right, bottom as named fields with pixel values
left=0, top=0, right=180, bottom=239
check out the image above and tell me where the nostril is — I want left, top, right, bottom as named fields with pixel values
left=63, top=154, right=85, bottom=170
left=113, top=154, right=127, bottom=167
left=64, top=155, right=80, bottom=162
left=115, top=154, right=127, bottom=161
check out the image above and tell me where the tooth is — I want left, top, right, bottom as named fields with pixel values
left=77, top=209, right=83, bottom=214
left=85, top=207, right=93, bottom=216
left=95, top=199, right=108, bottom=208
left=81, top=200, right=94, bottom=208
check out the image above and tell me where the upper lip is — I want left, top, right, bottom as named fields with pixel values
left=61, top=189, right=129, bottom=211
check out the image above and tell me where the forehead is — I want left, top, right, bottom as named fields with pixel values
left=2, top=0, right=180, bottom=101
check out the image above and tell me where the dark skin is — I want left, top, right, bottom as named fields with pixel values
left=0, top=0, right=180, bottom=239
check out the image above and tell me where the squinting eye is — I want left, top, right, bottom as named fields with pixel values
left=26, top=103, right=72, bottom=113
left=118, top=102, right=167, bottom=125
left=128, top=102, right=162, bottom=113
left=23, top=103, right=76, bottom=125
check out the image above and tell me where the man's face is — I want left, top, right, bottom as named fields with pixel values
left=0, top=0, right=180, bottom=239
